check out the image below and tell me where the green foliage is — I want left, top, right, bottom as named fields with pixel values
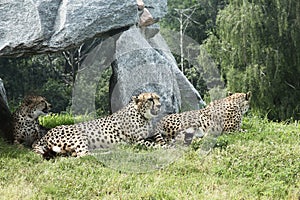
left=0, top=54, right=112, bottom=115
left=184, top=65, right=209, bottom=98
left=0, top=54, right=72, bottom=112
left=39, top=113, right=75, bottom=129
left=160, top=0, right=231, bottom=104
left=39, top=113, right=94, bottom=129
left=0, top=116, right=299, bottom=199
left=204, top=0, right=300, bottom=120
left=69, top=65, right=111, bottom=116
left=41, top=78, right=72, bottom=113
left=95, top=67, right=112, bottom=117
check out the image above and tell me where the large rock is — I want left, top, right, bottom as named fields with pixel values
left=110, top=27, right=181, bottom=116
left=0, top=0, right=167, bottom=56
left=71, top=37, right=117, bottom=116
left=71, top=26, right=205, bottom=121
left=110, top=27, right=204, bottom=117
left=147, top=31, right=206, bottom=111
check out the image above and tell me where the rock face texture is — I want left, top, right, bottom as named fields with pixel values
left=0, top=0, right=167, bottom=56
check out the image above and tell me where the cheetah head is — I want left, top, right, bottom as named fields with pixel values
left=132, top=92, right=161, bottom=120
left=228, top=91, right=251, bottom=114
left=22, top=95, right=52, bottom=119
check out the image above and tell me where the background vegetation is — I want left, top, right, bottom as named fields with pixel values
left=0, top=0, right=299, bottom=121
left=203, top=0, right=300, bottom=120
left=0, top=55, right=71, bottom=113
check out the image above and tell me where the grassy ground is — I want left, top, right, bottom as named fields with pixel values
left=0, top=115, right=299, bottom=199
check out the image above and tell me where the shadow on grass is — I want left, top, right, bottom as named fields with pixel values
left=92, top=146, right=185, bottom=173
left=0, top=137, right=37, bottom=160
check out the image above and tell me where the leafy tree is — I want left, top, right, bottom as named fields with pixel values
left=204, top=0, right=300, bottom=120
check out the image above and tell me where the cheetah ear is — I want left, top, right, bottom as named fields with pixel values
left=132, top=96, right=139, bottom=104
left=24, top=96, right=34, bottom=106
left=246, top=91, right=252, bottom=100
left=228, top=91, right=233, bottom=96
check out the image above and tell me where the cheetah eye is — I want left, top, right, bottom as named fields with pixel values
left=148, top=97, right=153, bottom=102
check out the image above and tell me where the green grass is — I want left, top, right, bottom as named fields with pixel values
left=39, top=113, right=94, bottom=129
left=1, top=115, right=299, bottom=199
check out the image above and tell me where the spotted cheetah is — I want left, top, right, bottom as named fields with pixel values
left=13, top=95, right=51, bottom=147
left=33, top=92, right=161, bottom=159
left=150, top=92, right=251, bottom=146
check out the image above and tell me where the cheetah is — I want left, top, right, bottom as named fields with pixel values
left=33, top=92, right=161, bottom=159
left=13, top=95, right=51, bottom=147
left=150, top=92, right=251, bottom=146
